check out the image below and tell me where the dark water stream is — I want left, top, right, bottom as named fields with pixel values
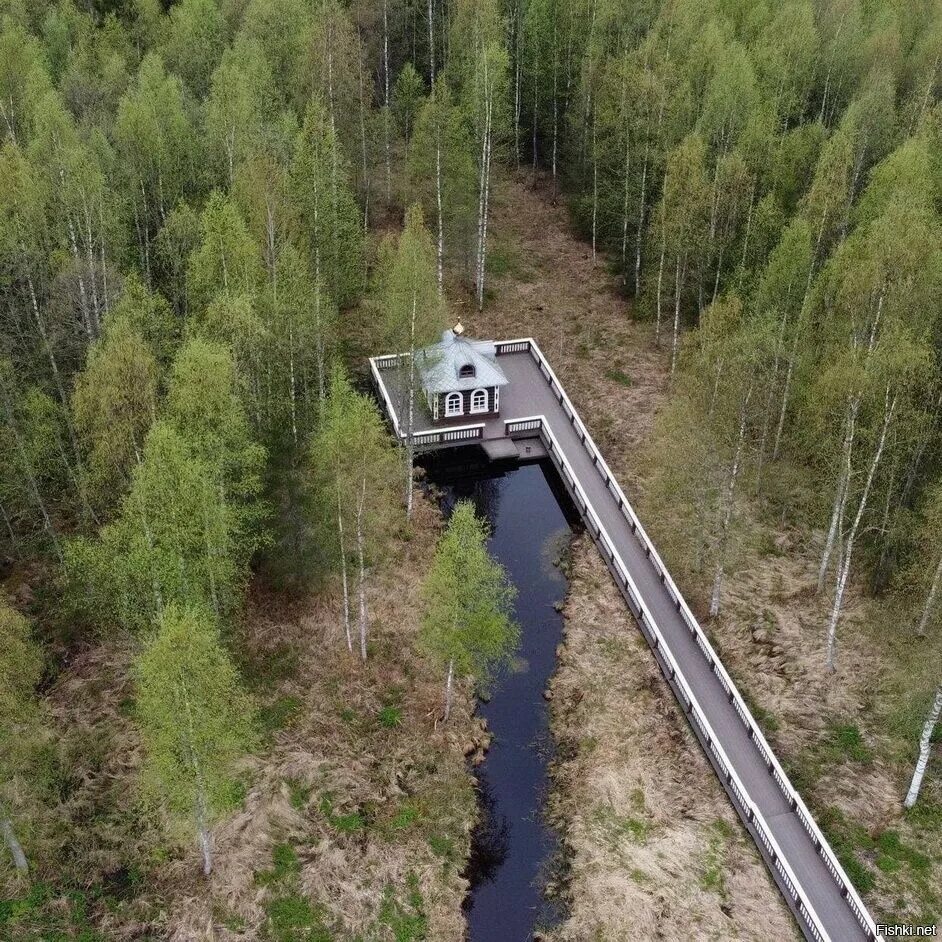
left=423, top=456, right=579, bottom=942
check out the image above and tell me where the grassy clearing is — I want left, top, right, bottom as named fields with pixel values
left=0, top=493, right=479, bottom=941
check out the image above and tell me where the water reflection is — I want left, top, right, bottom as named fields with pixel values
left=422, top=455, right=579, bottom=942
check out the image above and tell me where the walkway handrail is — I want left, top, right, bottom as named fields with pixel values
left=506, top=341, right=880, bottom=941
left=412, top=423, right=485, bottom=446
left=370, top=356, right=402, bottom=433
left=508, top=415, right=833, bottom=942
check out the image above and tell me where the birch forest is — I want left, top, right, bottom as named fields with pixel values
left=1, top=0, right=942, bottom=937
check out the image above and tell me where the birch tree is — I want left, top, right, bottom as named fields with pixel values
left=378, top=205, right=445, bottom=518
left=136, top=603, right=255, bottom=876
left=449, top=0, right=509, bottom=311
left=311, top=367, right=397, bottom=659
left=651, top=134, right=710, bottom=371
left=914, top=484, right=942, bottom=637
left=164, top=338, right=268, bottom=566
left=407, top=77, right=476, bottom=292
left=0, top=599, right=43, bottom=878
left=206, top=38, right=277, bottom=189
left=67, top=422, right=243, bottom=632
left=72, top=315, right=159, bottom=516
left=114, top=54, right=194, bottom=283
left=419, top=500, right=518, bottom=722
left=904, top=686, right=942, bottom=808
left=291, top=99, right=364, bottom=307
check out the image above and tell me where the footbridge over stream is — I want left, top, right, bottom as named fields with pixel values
left=370, top=338, right=881, bottom=942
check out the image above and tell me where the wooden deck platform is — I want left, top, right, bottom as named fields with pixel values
left=370, top=339, right=881, bottom=942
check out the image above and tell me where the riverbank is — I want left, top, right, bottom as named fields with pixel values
left=546, top=534, right=799, bottom=941
left=469, top=171, right=798, bottom=936
left=475, top=171, right=941, bottom=933
left=3, top=492, right=481, bottom=941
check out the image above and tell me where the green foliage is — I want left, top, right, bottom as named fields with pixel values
left=379, top=874, right=427, bottom=942
left=420, top=501, right=519, bottom=701
left=187, top=191, right=263, bottom=311
left=72, top=315, right=159, bottom=514
left=378, top=203, right=445, bottom=356
left=165, top=337, right=268, bottom=552
left=135, top=603, right=255, bottom=843
left=407, top=77, right=477, bottom=269
left=291, top=100, right=364, bottom=306
left=66, top=422, right=244, bottom=631
left=310, top=365, right=399, bottom=645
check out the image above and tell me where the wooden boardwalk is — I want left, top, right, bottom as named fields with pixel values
left=371, top=339, right=881, bottom=942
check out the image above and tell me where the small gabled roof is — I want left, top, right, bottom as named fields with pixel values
left=417, top=327, right=510, bottom=393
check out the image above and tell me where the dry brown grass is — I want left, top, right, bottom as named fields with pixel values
left=474, top=171, right=940, bottom=931
left=459, top=172, right=802, bottom=939
left=545, top=536, right=800, bottom=942
left=26, top=491, right=480, bottom=941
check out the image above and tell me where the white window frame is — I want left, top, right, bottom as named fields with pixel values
left=494, top=386, right=500, bottom=412
left=445, top=391, right=463, bottom=417
left=470, top=387, right=488, bottom=414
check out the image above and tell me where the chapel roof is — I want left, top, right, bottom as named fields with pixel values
left=416, top=325, right=510, bottom=393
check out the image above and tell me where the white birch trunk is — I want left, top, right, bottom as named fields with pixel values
left=356, top=475, right=368, bottom=662
left=435, top=117, right=444, bottom=296
left=1, top=816, right=28, bottom=875
left=196, top=787, right=212, bottom=876
left=655, top=214, right=665, bottom=347
left=405, top=298, right=418, bottom=518
left=818, top=399, right=857, bottom=592
left=825, top=390, right=895, bottom=671
left=590, top=115, right=598, bottom=262
left=337, top=494, right=352, bottom=652
left=917, top=553, right=942, bottom=637
left=710, top=385, right=753, bottom=617
left=427, top=0, right=436, bottom=82
left=635, top=143, right=648, bottom=299
left=670, top=254, right=684, bottom=376
left=383, top=0, right=391, bottom=201
left=444, top=657, right=455, bottom=721
left=904, top=686, right=942, bottom=808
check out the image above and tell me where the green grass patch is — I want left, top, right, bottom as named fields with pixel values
left=389, top=804, right=421, bottom=830
left=319, top=795, right=366, bottom=834
left=823, top=723, right=873, bottom=763
left=259, top=695, right=303, bottom=735
left=256, top=843, right=302, bottom=887
left=265, top=894, right=333, bottom=942
left=379, top=874, right=427, bottom=942
left=818, top=807, right=877, bottom=894
left=592, top=803, right=654, bottom=845
left=428, top=833, right=456, bottom=860
left=378, top=705, right=402, bottom=729
left=700, top=820, right=732, bottom=897
left=287, top=778, right=312, bottom=811
left=605, top=367, right=633, bottom=387
left=0, top=883, right=104, bottom=941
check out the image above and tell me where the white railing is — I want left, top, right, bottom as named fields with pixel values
left=509, top=340, right=880, bottom=942
left=412, top=423, right=485, bottom=446
left=504, top=416, right=543, bottom=434
left=522, top=415, right=834, bottom=942
left=370, top=339, right=880, bottom=941
left=494, top=338, right=532, bottom=355
left=370, top=356, right=402, bottom=433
